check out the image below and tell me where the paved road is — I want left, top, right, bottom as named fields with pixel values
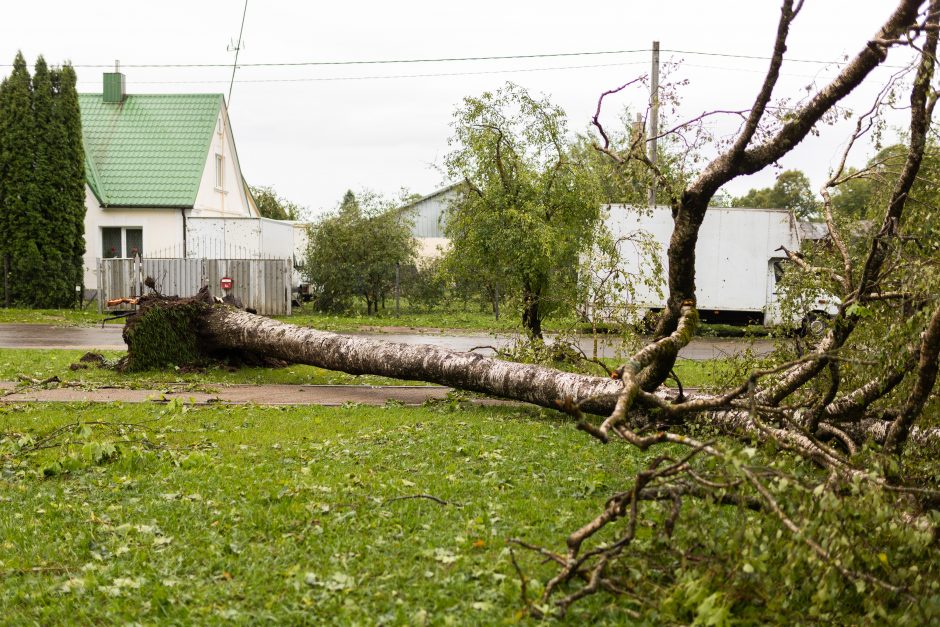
left=0, top=382, right=461, bottom=406
left=0, top=323, right=774, bottom=360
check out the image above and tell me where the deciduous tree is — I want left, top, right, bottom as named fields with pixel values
left=305, top=191, right=416, bottom=313
left=443, top=83, right=602, bottom=338
left=731, top=168, right=820, bottom=217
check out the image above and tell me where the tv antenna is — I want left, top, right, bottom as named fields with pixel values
left=227, top=0, right=248, bottom=105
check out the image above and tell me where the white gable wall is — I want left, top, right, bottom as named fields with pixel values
left=191, top=106, right=256, bottom=218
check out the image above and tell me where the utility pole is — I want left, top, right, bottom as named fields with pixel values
left=648, top=40, right=660, bottom=208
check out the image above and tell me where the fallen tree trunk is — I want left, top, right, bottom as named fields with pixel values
left=122, top=291, right=940, bottom=449
left=200, top=302, right=690, bottom=419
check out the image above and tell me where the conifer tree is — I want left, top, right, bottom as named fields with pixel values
left=0, top=52, right=86, bottom=307
left=53, top=64, right=87, bottom=304
left=0, top=52, right=34, bottom=305
left=27, top=56, right=65, bottom=306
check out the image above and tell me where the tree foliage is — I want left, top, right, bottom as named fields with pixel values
left=0, top=51, right=85, bottom=307
left=731, top=169, right=820, bottom=218
left=305, top=190, right=417, bottom=313
left=443, top=83, right=603, bottom=338
left=249, top=184, right=304, bottom=221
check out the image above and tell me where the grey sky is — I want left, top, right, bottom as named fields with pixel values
left=0, top=1, right=918, bottom=217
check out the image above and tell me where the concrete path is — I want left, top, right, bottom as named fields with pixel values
left=0, top=323, right=774, bottom=360
left=0, top=382, right=462, bottom=407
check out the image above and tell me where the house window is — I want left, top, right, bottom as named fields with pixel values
left=215, top=154, right=224, bottom=190
left=102, top=227, right=143, bottom=258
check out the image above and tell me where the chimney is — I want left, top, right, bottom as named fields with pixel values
left=103, top=60, right=126, bottom=103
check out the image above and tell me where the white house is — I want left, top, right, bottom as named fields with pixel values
left=79, top=70, right=263, bottom=290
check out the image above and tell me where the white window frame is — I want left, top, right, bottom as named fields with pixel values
left=215, top=153, right=225, bottom=191
left=102, top=226, right=143, bottom=258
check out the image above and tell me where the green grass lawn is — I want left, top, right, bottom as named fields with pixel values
left=0, top=305, right=771, bottom=341
left=0, top=349, right=428, bottom=387
left=0, top=401, right=647, bottom=624
left=0, top=308, right=116, bottom=326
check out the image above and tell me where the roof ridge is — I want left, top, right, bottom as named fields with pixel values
left=79, top=92, right=226, bottom=97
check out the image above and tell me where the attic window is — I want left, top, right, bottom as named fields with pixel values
left=215, top=154, right=224, bottom=190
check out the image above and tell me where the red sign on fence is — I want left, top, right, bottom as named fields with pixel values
left=220, top=277, right=234, bottom=290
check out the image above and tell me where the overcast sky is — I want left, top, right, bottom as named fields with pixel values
left=0, top=1, right=920, bottom=217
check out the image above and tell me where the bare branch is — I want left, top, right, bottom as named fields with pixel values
left=885, top=303, right=940, bottom=452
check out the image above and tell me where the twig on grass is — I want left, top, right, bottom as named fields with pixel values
left=508, top=547, right=539, bottom=617
left=383, top=493, right=453, bottom=506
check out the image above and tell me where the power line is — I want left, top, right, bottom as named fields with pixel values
left=1, top=47, right=912, bottom=70
left=8, top=49, right=650, bottom=69
left=76, top=60, right=648, bottom=85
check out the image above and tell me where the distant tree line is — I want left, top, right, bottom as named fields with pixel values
left=0, top=51, right=85, bottom=307
left=730, top=169, right=820, bottom=218
left=300, top=84, right=663, bottom=336
left=299, top=82, right=897, bottom=336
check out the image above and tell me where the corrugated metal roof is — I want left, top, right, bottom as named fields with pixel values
left=79, top=93, right=222, bottom=207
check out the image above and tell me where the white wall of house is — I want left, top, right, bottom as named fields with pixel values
left=416, top=237, right=449, bottom=259
left=82, top=186, right=184, bottom=289
left=191, top=108, right=255, bottom=218
left=186, top=217, right=307, bottom=265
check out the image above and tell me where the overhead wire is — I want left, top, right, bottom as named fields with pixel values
left=77, top=60, right=650, bottom=85
left=0, top=47, right=914, bottom=70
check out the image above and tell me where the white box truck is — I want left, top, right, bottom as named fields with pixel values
left=599, top=204, right=836, bottom=327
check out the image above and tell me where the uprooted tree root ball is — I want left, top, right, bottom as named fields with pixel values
left=120, top=295, right=208, bottom=371
left=119, top=287, right=285, bottom=372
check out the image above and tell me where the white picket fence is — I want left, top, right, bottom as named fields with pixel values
left=98, top=257, right=292, bottom=316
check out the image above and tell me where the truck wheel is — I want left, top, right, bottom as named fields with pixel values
left=801, top=311, right=829, bottom=338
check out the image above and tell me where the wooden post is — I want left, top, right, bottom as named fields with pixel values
left=3, top=254, right=9, bottom=308
left=493, top=283, right=500, bottom=320
left=648, top=40, right=660, bottom=208
left=135, top=253, right=142, bottom=310
left=395, top=262, right=401, bottom=316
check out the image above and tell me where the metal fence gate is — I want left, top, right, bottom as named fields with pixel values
left=98, top=257, right=292, bottom=316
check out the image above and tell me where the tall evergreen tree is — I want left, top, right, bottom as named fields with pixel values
left=27, top=56, right=64, bottom=306
left=53, top=64, right=87, bottom=303
left=0, top=52, right=34, bottom=305
left=0, top=52, right=86, bottom=307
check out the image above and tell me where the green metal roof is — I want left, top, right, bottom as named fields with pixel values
left=78, top=93, right=223, bottom=207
